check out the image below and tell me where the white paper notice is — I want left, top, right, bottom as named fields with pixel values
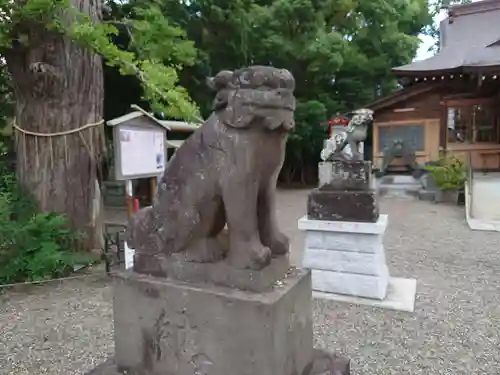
left=124, top=241, right=135, bottom=270
left=154, top=132, right=165, bottom=170
left=119, top=128, right=166, bottom=177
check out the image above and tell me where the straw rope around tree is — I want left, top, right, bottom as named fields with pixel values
left=12, top=119, right=107, bottom=172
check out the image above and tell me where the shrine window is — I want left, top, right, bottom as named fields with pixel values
left=447, top=101, right=500, bottom=144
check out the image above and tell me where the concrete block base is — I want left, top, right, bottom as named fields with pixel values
left=312, top=268, right=389, bottom=300
left=299, top=215, right=391, bottom=300
left=313, top=277, right=417, bottom=313
left=112, top=270, right=314, bottom=375
left=303, top=248, right=386, bottom=276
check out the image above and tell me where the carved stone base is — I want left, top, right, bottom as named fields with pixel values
left=318, top=160, right=372, bottom=191
left=85, top=349, right=350, bottom=375
left=307, top=188, right=379, bottom=223
left=107, top=269, right=315, bottom=375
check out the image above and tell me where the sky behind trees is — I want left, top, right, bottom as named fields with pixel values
left=416, top=0, right=480, bottom=61
left=416, top=7, right=446, bottom=60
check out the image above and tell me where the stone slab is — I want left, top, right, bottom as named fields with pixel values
left=313, top=277, right=417, bottom=313
left=466, top=217, right=500, bottom=232
left=379, top=174, right=418, bottom=185
left=418, top=189, right=436, bottom=202
left=318, top=160, right=372, bottom=191
left=379, top=183, right=420, bottom=190
left=308, top=188, right=379, bottom=223
left=298, top=214, right=388, bottom=235
left=465, top=184, right=500, bottom=232
left=134, top=253, right=291, bottom=293
left=318, top=162, right=334, bottom=188
left=311, top=268, right=389, bottom=300
left=377, top=185, right=420, bottom=199
left=303, top=248, right=386, bottom=276
left=112, top=269, right=313, bottom=375
left=86, top=349, right=351, bottom=375
left=304, top=230, right=383, bottom=254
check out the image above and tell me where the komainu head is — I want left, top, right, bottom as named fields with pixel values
left=345, top=108, right=374, bottom=132
left=207, top=66, right=296, bottom=131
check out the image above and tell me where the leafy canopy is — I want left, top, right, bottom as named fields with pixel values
left=0, top=0, right=200, bottom=120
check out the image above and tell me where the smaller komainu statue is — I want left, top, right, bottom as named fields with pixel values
left=127, top=66, right=295, bottom=271
left=320, top=108, right=373, bottom=161
left=377, top=138, right=420, bottom=177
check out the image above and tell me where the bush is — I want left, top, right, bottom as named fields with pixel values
left=0, top=141, right=95, bottom=285
left=425, top=156, right=466, bottom=191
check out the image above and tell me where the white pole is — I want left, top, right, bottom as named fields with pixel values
left=124, top=179, right=135, bottom=270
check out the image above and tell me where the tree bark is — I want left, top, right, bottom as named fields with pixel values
left=5, top=0, right=104, bottom=250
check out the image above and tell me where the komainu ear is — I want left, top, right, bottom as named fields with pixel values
left=209, top=70, right=235, bottom=111
left=207, top=70, right=233, bottom=91
left=206, top=77, right=216, bottom=91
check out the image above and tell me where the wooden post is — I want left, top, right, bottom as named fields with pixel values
left=125, top=180, right=134, bottom=218
left=149, top=176, right=157, bottom=203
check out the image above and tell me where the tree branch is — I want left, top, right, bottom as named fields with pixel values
left=102, top=19, right=135, bottom=46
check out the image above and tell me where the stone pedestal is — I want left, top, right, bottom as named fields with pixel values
left=111, top=268, right=313, bottom=375
left=298, top=214, right=389, bottom=300
left=308, top=189, right=379, bottom=223
left=318, top=160, right=373, bottom=190
left=85, top=258, right=351, bottom=375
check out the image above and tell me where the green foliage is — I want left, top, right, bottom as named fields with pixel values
left=283, top=100, right=328, bottom=183
left=0, top=0, right=200, bottom=121
left=0, top=142, right=96, bottom=285
left=425, top=156, right=466, bottom=191
left=290, top=100, right=329, bottom=161
left=0, top=63, right=14, bottom=134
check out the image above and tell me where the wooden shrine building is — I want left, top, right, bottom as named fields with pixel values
left=369, top=0, right=500, bottom=170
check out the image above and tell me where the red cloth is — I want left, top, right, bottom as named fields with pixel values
left=321, top=117, right=349, bottom=137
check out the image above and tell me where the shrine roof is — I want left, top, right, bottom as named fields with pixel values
left=393, top=0, right=500, bottom=75
left=365, top=82, right=440, bottom=112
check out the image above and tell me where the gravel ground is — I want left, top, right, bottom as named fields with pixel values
left=1, top=189, right=500, bottom=375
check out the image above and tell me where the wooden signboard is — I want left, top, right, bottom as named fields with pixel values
left=108, top=114, right=167, bottom=181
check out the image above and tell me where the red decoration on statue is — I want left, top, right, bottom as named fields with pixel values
left=320, top=116, right=350, bottom=137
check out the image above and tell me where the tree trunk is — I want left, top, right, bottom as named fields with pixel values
left=5, top=0, right=104, bottom=250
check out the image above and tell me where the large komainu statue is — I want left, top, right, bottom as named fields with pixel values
left=127, top=66, right=295, bottom=271
left=320, top=108, right=373, bottom=161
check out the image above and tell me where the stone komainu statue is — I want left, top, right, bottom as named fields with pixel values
left=127, top=66, right=295, bottom=271
left=377, top=138, right=420, bottom=177
left=320, top=108, right=373, bottom=161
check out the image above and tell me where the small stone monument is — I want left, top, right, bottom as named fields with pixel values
left=86, top=66, right=349, bottom=375
left=299, top=109, right=391, bottom=300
